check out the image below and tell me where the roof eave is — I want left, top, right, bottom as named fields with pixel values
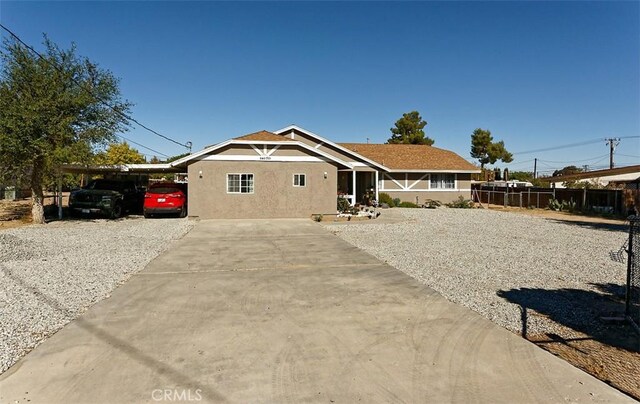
left=386, top=169, right=481, bottom=173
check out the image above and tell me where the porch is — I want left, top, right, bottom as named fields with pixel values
left=338, top=170, right=379, bottom=206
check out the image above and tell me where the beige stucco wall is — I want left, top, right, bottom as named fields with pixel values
left=381, top=173, right=471, bottom=192
left=379, top=173, right=473, bottom=204
left=187, top=161, right=337, bottom=219
left=216, top=145, right=256, bottom=155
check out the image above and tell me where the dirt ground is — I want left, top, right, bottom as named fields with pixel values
left=0, top=195, right=67, bottom=229
left=528, top=327, right=640, bottom=401
left=0, top=199, right=32, bottom=229
left=488, top=205, right=629, bottom=225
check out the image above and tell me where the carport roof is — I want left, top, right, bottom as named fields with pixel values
left=60, top=163, right=184, bottom=174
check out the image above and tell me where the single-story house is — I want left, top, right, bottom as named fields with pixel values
left=549, top=165, right=640, bottom=189
left=167, top=125, right=479, bottom=219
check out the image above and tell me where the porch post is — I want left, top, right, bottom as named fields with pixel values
left=375, top=171, right=379, bottom=202
left=352, top=170, right=356, bottom=205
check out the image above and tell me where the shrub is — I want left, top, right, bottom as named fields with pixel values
left=392, top=198, right=401, bottom=207
left=312, top=214, right=323, bottom=222
left=562, top=200, right=577, bottom=212
left=548, top=198, right=562, bottom=211
left=423, top=199, right=441, bottom=208
left=548, top=198, right=576, bottom=212
left=398, top=201, right=419, bottom=208
left=337, top=196, right=350, bottom=213
left=378, top=192, right=394, bottom=207
left=446, top=196, right=474, bottom=209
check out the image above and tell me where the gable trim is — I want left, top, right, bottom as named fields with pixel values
left=170, top=139, right=353, bottom=169
left=274, top=125, right=390, bottom=172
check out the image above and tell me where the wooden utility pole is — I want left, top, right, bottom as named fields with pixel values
left=533, top=158, right=537, bottom=179
left=605, top=138, right=620, bottom=169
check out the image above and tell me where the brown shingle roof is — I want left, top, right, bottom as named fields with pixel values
left=338, top=143, right=478, bottom=171
left=234, top=130, right=292, bottom=142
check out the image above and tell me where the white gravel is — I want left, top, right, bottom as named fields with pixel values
left=0, top=217, right=193, bottom=374
left=324, top=208, right=629, bottom=336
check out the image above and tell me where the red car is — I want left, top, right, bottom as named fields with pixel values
left=144, top=182, right=188, bottom=218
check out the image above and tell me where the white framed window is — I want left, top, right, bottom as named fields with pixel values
left=430, top=174, right=455, bottom=189
left=293, top=173, right=306, bottom=187
left=227, top=173, right=254, bottom=194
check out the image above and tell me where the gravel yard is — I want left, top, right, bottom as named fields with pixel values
left=324, top=208, right=630, bottom=336
left=0, top=217, right=193, bottom=374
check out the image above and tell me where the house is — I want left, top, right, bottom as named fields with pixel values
left=170, top=125, right=479, bottom=219
left=549, top=165, right=640, bottom=189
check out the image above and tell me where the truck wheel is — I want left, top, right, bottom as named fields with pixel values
left=179, top=205, right=187, bottom=218
left=110, top=203, right=123, bottom=219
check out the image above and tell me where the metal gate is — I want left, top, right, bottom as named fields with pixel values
left=627, top=217, right=640, bottom=333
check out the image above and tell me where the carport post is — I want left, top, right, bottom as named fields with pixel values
left=57, top=169, right=63, bottom=220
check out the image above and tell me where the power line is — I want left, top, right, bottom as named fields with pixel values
left=0, top=23, right=192, bottom=152
left=537, top=154, right=610, bottom=164
left=513, top=136, right=640, bottom=156
left=513, top=138, right=603, bottom=155
left=115, top=134, right=169, bottom=158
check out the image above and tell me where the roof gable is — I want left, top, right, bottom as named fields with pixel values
left=170, top=134, right=352, bottom=169
left=338, top=143, right=479, bottom=172
left=234, top=131, right=292, bottom=142
left=274, top=125, right=389, bottom=171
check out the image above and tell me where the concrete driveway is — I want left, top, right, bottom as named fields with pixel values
left=0, top=219, right=632, bottom=403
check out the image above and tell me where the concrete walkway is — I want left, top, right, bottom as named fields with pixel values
left=0, top=220, right=632, bottom=403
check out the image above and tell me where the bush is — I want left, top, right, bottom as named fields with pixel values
left=312, top=214, right=323, bottom=222
left=378, top=192, right=394, bottom=207
left=392, top=198, right=401, bottom=207
left=398, top=201, right=419, bottom=208
left=548, top=198, right=562, bottom=211
left=548, top=198, right=577, bottom=212
left=423, top=199, right=441, bottom=208
left=446, top=196, right=474, bottom=209
left=337, top=196, right=350, bottom=213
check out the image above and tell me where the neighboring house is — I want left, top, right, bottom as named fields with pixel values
left=549, top=165, right=640, bottom=189
left=170, top=125, right=479, bottom=219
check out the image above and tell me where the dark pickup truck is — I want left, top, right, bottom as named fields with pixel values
left=69, top=179, right=145, bottom=219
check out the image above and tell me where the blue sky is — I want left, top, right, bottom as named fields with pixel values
left=1, top=1, right=638, bottom=174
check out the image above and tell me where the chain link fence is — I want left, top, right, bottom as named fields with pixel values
left=626, top=217, right=640, bottom=333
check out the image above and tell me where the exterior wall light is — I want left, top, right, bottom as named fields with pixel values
left=198, top=170, right=203, bottom=178
left=324, top=172, right=328, bottom=179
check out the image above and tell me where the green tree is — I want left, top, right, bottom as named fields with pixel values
left=94, top=142, right=145, bottom=165
left=387, top=111, right=434, bottom=145
left=552, top=165, right=582, bottom=177
left=470, top=128, right=513, bottom=169
left=0, top=37, right=131, bottom=223
left=165, top=152, right=190, bottom=163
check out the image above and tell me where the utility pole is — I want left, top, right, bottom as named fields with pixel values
left=582, top=164, right=589, bottom=172
left=533, top=158, right=537, bottom=179
left=605, top=138, right=620, bottom=169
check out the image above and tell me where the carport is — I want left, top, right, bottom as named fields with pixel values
left=56, top=163, right=185, bottom=219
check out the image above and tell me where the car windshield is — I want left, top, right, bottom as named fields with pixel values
left=83, top=180, right=125, bottom=191
left=149, top=187, right=181, bottom=194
